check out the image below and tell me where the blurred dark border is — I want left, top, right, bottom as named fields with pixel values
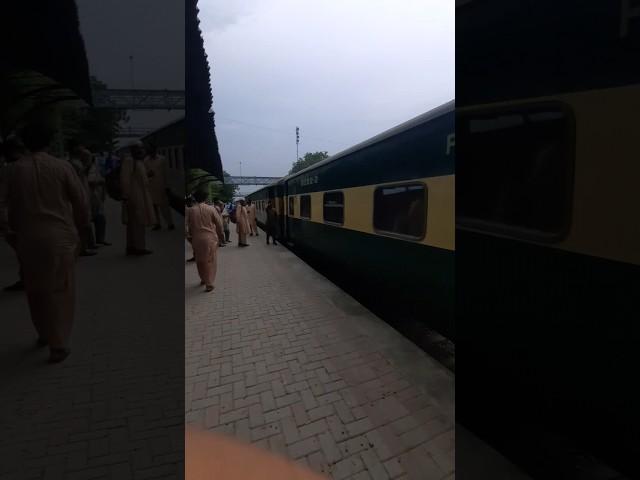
left=456, top=1, right=640, bottom=478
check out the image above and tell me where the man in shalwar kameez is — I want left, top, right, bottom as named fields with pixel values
left=236, top=199, right=250, bottom=247
left=87, top=156, right=110, bottom=245
left=68, top=142, right=97, bottom=256
left=120, top=142, right=156, bottom=255
left=248, top=200, right=258, bottom=236
left=186, top=190, right=224, bottom=292
left=144, top=144, right=175, bottom=231
left=6, top=121, right=89, bottom=363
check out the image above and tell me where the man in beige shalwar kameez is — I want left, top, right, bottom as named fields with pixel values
left=68, top=143, right=97, bottom=256
left=247, top=200, right=258, bottom=236
left=144, top=144, right=175, bottom=231
left=186, top=190, right=224, bottom=291
left=6, top=121, right=89, bottom=363
left=236, top=199, right=250, bottom=247
left=121, top=142, right=156, bottom=255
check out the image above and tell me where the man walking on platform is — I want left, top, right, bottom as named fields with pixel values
left=248, top=199, right=258, bottom=236
left=236, top=199, right=250, bottom=247
left=144, top=144, right=175, bottom=231
left=121, top=141, right=156, bottom=255
left=186, top=190, right=224, bottom=292
left=6, top=118, right=89, bottom=363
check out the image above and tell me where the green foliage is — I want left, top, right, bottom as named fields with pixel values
left=289, top=151, right=329, bottom=175
left=186, top=168, right=237, bottom=202
left=0, top=70, right=65, bottom=139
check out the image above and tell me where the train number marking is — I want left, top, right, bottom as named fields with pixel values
left=300, top=175, right=319, bottom=186
left=446, top=133, right=455, bottom=155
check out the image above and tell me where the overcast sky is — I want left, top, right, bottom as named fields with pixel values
left=200, top=0, right=454, bottom=186
left=75, top=0, right=185, bottom=139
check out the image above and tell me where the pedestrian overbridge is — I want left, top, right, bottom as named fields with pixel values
left=92, top=89, right=185, bottom=110
left=223, top=176, right=280, bottom=186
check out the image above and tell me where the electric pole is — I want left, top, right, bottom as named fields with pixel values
left=296, top=126, right=300, bottom=161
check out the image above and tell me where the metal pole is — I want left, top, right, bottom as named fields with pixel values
left=296, top=126, right=300, bottom=160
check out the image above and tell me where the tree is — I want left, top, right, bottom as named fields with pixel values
left=289, top=151, right=329, bottom=175
left=186, top=168, right=238, bottom=203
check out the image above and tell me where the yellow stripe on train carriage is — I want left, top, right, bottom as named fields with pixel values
left=458, top=83, right=640, bottom=266
left=282, top=175, right=454, bottom=251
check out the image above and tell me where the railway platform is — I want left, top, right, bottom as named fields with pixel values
left=185, top=228, right=530, bottom=480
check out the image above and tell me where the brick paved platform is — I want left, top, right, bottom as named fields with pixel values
left=185, top=228, right=457, bottom=480
left=0, top=200, right=184, bottom=479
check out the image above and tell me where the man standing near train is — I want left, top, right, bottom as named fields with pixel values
left=248, top=199, right=258, bottom=236
left=144, top=144, right=175, bottom=231
left=235, top=199, right=250, bottom=247
left=265, top=201, right=278, bottom=245
left=121, top=141, right=156, bottom=255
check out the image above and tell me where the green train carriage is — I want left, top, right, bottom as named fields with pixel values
left=249, top=101, right=454, bottom=339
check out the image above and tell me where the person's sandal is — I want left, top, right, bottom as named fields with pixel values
left=205, top=285, right=214, bottom=292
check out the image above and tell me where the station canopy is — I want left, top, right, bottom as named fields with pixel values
left=186, top=0, right=224, bottom=182
left=1, top=1, right=92, bottom=106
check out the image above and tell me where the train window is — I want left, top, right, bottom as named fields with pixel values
left=300, top=195, right=311, bottom=219
left=323, top=191, right=344, bottom=225
left=374, top=183, right=426, bottom=239
left=457, top=103, right=574, bottom=241
left=288, top=196, right=295, bottom=216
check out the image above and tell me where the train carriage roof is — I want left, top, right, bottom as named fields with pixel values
left=286, top=100, right=454, bottom=181
left=248, top=99, right=454, bottom=199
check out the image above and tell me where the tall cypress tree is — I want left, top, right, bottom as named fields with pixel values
left=186, top=0, right=223, bottom=180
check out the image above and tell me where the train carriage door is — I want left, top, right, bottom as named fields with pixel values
left=278, top=197, right=285, bottom=239
left=278, top=185, right=286, bottom=240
